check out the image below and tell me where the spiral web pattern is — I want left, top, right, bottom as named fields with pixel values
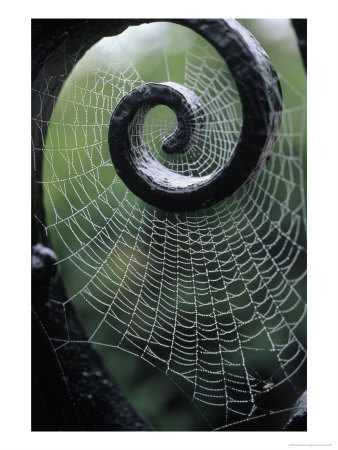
left=39, top=22, right=306, bottom=430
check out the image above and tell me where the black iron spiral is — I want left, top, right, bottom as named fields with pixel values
left=108, top=19, right=283, bottom=211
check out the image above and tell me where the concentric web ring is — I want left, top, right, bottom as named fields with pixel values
left=37, top=21, right=306, bottom=430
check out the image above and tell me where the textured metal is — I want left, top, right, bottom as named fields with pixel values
left=108, top=19, right=283, bottom=211
left=109, top=82, right=206, bottom=200
left=109, top=82, right=204, bottom=158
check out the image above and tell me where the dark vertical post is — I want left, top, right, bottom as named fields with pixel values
left=292, top=19, right=307, bottom=71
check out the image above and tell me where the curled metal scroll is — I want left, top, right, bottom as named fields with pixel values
left=109, top=19, right=283, bottom=211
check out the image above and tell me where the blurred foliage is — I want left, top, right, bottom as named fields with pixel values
left=43, top=19, right=306, bottom=431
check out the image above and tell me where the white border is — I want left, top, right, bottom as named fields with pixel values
left=1, top=1, right=338, bottom=449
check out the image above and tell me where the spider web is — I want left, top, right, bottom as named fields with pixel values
left=37, top=21, right=306, bottom=430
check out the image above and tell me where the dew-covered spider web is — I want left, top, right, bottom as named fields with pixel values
left=36, top=20, right=307, bottom=430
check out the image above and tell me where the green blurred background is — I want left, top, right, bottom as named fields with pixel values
left=42, top=20, right=306, bottom=431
